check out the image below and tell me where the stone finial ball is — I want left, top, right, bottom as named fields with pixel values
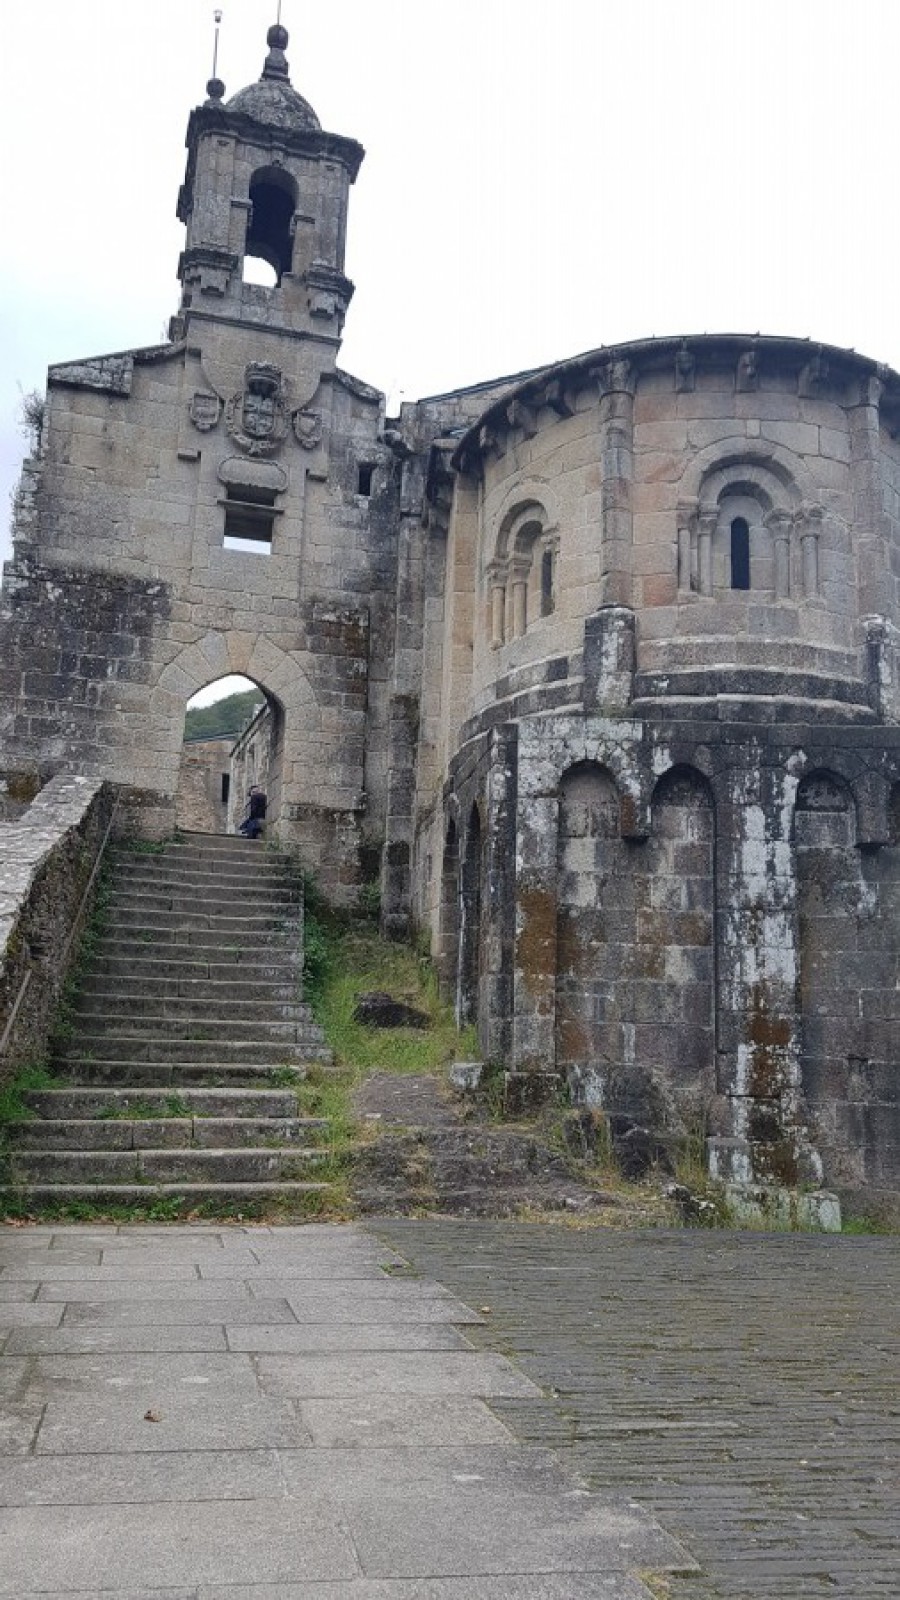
left=206, top=77, right=226, bottom=101
left=267, top=24, right=289, bottom=49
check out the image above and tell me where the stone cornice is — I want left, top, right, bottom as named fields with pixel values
left=451, top=334, right=900, bottom=476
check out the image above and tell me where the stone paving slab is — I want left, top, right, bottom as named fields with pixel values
left=194, top=1583, right=652, bottom=1600
left=37, top=1390, right=311, bottom=1453
left=279, top=1293, right=485, bottom=1324
left=36, top=1279, right=259, bottom=1301
left=226, top=1322, right=469, bottom=1352
left=257, top=1350, right=541, bottom=1400
left=0, top=1300, right=64, bottom=1325
left=299, top=1394, right=516, bottom=1448
left=61, top=1295, right=293, bottom=1321
left=6, top=1323, right=230, bottom=1354
left=280, top=1446, right=685, bottom=1578
left=375, top=1220, right=900, bottom=1600
left=0, top=1496, right=359, bottom=1593
left=0, top=1447, right=287, bottom=1505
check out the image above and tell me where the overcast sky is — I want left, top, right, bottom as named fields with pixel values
left=2, top=0, right=898, bottom=582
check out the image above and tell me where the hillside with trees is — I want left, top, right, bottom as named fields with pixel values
left=183, top=688, right=264, bottom=743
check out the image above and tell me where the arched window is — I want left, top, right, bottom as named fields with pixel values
left=730, top=517, right=750, bottom=590
left=489, top=500, right=558, bottom=645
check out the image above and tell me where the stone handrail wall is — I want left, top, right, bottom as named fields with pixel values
left=0, top=775, right=115, bottom=1078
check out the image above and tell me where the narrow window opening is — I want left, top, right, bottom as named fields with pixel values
left=221, top=772, right=231, bottom=804
left=223, top=485, right=276, bottom=553
left=540, top=548, right=555, bottom=616
left=357, top=462, right=375, bottom=497
left=730, top=516, right=751, bottom=590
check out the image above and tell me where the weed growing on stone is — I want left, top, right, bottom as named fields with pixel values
left=96, top=1095, right=191, bottom=1121
left=0, top=1061, right=58, bottom=1125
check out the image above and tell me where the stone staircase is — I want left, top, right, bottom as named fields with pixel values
left=0, top=833, right=336, bottom=1212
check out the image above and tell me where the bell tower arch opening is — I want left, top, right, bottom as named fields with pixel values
left=245, top=165, right=298, bottom=285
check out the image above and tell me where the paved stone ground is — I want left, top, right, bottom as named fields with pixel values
left=0, top=1222, right=691, bottom=1599
left=375, top=1221, right=900, bottom=1600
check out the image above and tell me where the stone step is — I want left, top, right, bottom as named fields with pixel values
left=112, top=859, right=301, bottom=889
left=103, top=908, right=300, bottom=935
left=1, top=1148, right=328, bottom=1184
left=56, top=1013, right=327, bottom=1045
left=87, top=953, right=302, bottom=982
left=69, top=994, right=312, bottom=1023
left=22, top=1087, right=301, bottom=1119
left=75, top=976, right=305, bottom=1006
left=104, top=889, right=301, bottom=915
left=46, top=1060, right=318, bottom=1088
left=96, top=927, right=301, bottom=953
left=0, top=1181, right=332, bottom=1210
left=4, top=1117, right=329, bottom=1152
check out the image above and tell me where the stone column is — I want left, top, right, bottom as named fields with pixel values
left=848, top=373, right=890, bottom=619
left=596, top=359, right=636, bottom=607
left=488, top=566, right=506, bottom=648
left=510, top=558, right=529, bottom=638
left=482, top=723, right=519, bottom=1064
left=698, top=509, right=716, bottom=596
left=799, top=504, right=823, bottom=599
left=676, top=501, right=696, bottom=594
left=709, top=753, right=820, bottom=1191
left=768, top=509, right=792, bottom=599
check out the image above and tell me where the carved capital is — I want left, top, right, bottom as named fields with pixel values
left=594, top=358, right=636, bottom=398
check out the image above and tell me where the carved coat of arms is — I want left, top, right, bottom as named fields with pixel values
left=292, top=409, right=323, bottom=450
left=188, top=391, right=221, bottom=432
left=225, top=364, right=288, bottom=456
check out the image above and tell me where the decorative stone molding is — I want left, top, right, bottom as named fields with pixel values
left=735, top=349, right=759, bottom=392
left=674, top=344, right=696, bottom=392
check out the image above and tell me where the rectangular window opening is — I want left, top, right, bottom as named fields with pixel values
left=223, top=484, right=276, bottom=553
left=357, top=462, right=375, bottom=497
left=221, top=773, right=231, bottom=804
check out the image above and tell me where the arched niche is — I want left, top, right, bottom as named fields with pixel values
left=639, top=765, right=716, bottom=1115
left=459, top=804, right=484, bottom=1027
left=554, top=762, right=624, bottom=1101
left=439, top=816, right=461, bottom=999
left=796, top=769, right=900, bottom=1187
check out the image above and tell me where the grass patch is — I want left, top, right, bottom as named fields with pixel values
left=0, top=1062, right=59, bottom=1126
left=96, top=1096, right=191, bottom=1121
left=306, top=915, right=476, bottom=1077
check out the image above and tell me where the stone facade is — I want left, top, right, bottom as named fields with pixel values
left=174, top=738, right=234, bottom=834
left=1, top=24, right=898, bottom=1204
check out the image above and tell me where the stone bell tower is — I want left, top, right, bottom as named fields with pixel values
left=171, top=22, right=364, bottom=345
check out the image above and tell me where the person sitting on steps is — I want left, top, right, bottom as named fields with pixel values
left=239, top=784, right=267, bottom=839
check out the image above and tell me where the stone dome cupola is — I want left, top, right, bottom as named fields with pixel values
left=224, top=24, right=322, bottom=133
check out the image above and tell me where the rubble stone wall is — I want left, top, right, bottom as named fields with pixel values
left=0, top=775, right=114, bottom=1078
